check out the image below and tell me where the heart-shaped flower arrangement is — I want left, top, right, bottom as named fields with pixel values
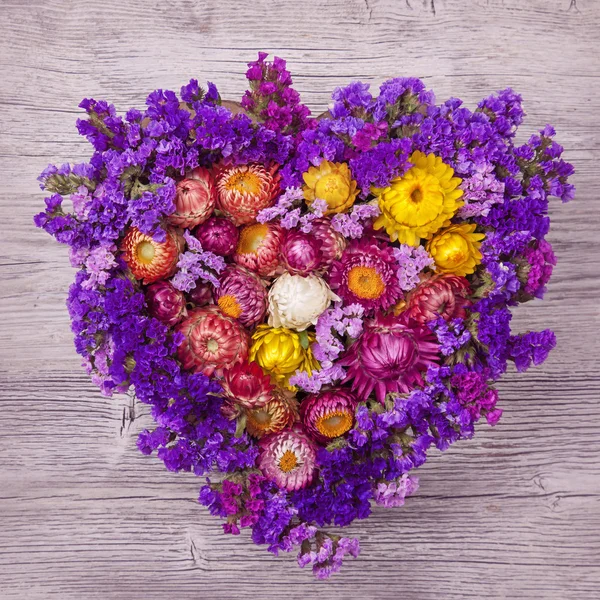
left=35, top=53, right=574, bottom=578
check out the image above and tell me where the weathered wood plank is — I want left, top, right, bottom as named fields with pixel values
left=1, top=0, right=599, bottom=598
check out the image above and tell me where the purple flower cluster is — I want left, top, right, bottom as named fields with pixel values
left=35, top=54, right=573, bottom=578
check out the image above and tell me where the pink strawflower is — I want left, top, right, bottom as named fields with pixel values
left=214, top=265, right=268, bottom=328
left=220, top=361, right=274, bottom=412
left=234, top=222, right=284, bottom=277
left=300, top=388, right=358, bottom=444
left=258, top=427, right=317, bottom=491
left=168, top=168, right=217, bottom=228
left=176, top=306, right=249, bottom=377
left=329, top=238, right=402, bottom=313
left=338, top=312, right=440, bottom=403
left=405, top=274, right=472, bottom=324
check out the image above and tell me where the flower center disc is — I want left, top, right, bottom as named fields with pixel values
left=278, top=449, right=298, bottom=473
left=136, top=241, right=156, bottom=264
left=225, top=171, right=262, bottom=195
left=315, top=173, right=349, bottom=205
left=316, top=411, right=353, bottom=438
left=218, top=294, right=242, bottom=319
left=347, top=265, right=386, bottom=299
left=410, top=186, right=423, bottom=203
left=206, top=338, right=219, bottom=353
left=237, top=223, right=268, bottom=254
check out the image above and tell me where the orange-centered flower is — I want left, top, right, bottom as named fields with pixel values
left=120, top=227, right=183, bottom=284
left=234, top=222, right=284, bottom=277
left=215, top=163, right=281, bottom=226
left=347, top=265, right=386, bottom=300
left=302, top=161, right=359, bottom=215
left=217, top=294, right=242, bottom=319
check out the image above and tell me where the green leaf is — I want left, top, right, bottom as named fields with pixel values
left=298, top=330, right=310, bottom=350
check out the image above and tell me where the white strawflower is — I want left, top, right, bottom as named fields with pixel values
left=268, top=273, right=340, bottom=331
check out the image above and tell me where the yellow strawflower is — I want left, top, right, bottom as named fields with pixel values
left=427, top=223, right=485, bottom=276
left=249, top=325, right=319, bottom=388
left=302, top=161, right=358, bottom=215
left=372, top=151, right=464, bottom=246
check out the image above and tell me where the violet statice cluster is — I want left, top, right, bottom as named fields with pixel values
left=35, top=53, right=573, bottom=578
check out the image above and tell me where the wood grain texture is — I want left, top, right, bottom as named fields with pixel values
left=1, top=0, right=599, bottom=597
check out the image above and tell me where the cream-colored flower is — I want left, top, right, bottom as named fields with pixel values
left=268, top=273, right=340, bottom=331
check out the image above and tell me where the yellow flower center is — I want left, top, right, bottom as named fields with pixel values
left=224, top=170, right=262, bottom=195
left=315, top=411, right=353, bottom=438
left=218, top=294, right=242, bottom=319
left=315, top=173, right=350, bottom=206
left=435, top=233, right=469, bottom=269
left=237, top=223, right=268, bottom=254
left=278, top=450, right=298, bottom=473
left=347, top=265, right=386, bottom=299
left=136, top=241, right=156, bottom=264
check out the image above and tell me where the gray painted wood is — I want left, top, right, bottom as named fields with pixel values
left=0, top=0, right=598, bottom=597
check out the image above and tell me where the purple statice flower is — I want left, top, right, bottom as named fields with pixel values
left=171, top=231, right=226, bottom=292
left=241, top=52, right=311, bottom=134
left=331, top=203, right=380, bottom=238
left=430, top=317, right=471, bottom=356
left=458, top=162, right=505, bottom=218
left=80, top=244, right=118, bottom=290
left=521, top=239, right=557, bottom=299
left=449, top=365, right=502, bottom=427
left=508, top=329, right=556, bottom=372
left=269, top=522, right=318, bottom=555
left=349, top=137, right=412, bottom=195
left=312, top=303, right=365, bottom=365
left=330, top=81, right=374, bottom=118
left=392, top=244, right=434, bottom=292
left=373, top=77, right=435, bottom=123
left=352, top=121, right=388, bottom=151
left=256, top=187, right=304, bottom=223
left=374, top=474, right=419, bottom=508
left=288, top=364, right=347, bottom=394
left=297, top=534, right=360, bottom=580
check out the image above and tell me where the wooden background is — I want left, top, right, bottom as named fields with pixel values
left=1, top=0, right=598, bottom=598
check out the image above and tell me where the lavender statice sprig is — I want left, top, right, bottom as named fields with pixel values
left=171, top=231, right=226, bottom=292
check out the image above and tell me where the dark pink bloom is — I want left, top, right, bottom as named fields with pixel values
left=310, top=217, right=346, bottom=268
left=338, top=312, right=440, bottom=403
left=300, top=388, right=358, bottom=444
left=328, top=238, right=402, bottom=312
left=145, top=280, right=186, bottom=327
left=280, top=230, right=322, bottom=275
left=194, top=216, right=239, bottom=257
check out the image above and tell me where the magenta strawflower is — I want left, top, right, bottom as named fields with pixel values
left=300, top=388, right=358, bottom=444
left=145, top=280, right=187, bottom=327
left=214, top=265, right=268, bottom=328
left=310, top=217, right=346, bottom=268
left=258, top=427, right=317, bottom=491
left=329, top=238, right=402, bottom=312
left=280, top=230, right=322, bottom=275
left=194, top=216, right=239, bottom=257
left=339, top=312, right=440, bottom=403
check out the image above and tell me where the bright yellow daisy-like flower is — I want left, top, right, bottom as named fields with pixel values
left=427, top=223, right=485, bottom=277
left=372, top=151, right=464, bottom=246
left=302, top=160, right=359, bottom=215
left=249, top=325, right=319, bottom=388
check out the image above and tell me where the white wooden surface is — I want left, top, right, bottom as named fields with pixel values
left=1, top=0, right=599, bottom=598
